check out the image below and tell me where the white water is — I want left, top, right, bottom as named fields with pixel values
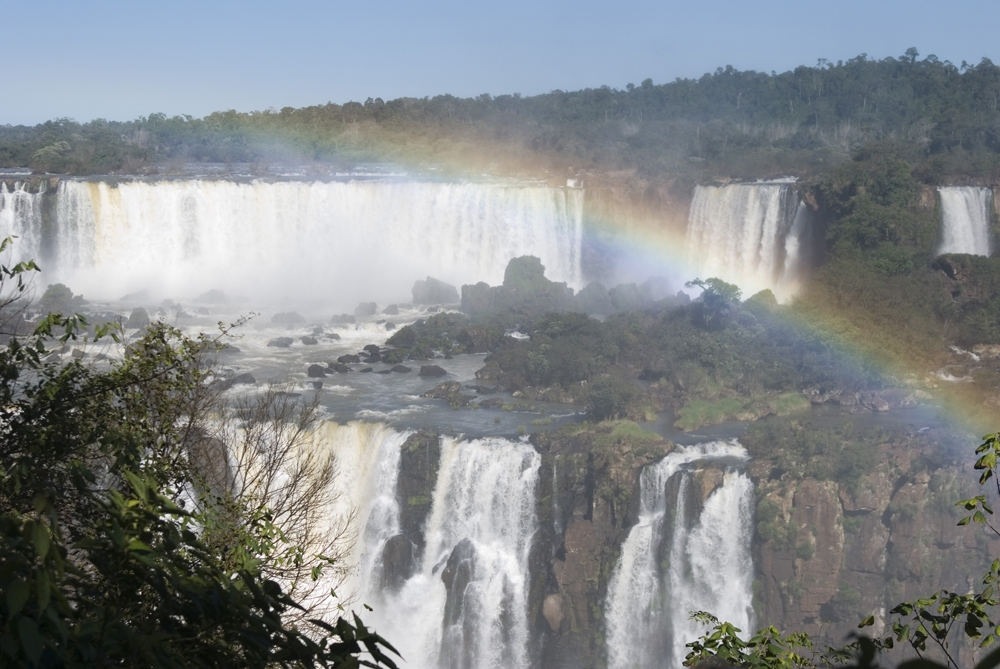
left=605, top=441, right=755, bottom=669
left=0, top=179, right=584, bottom=306
left=938, top=186, right=992, bottom=256
left=340, top=429, right=540, bottom=669
left=686, top=184, right=811, bottom=302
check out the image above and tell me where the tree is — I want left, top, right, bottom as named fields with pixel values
left=0, top=249, right=396, bottom=668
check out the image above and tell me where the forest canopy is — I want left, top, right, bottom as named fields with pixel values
left=5, top=49, right=1000, bottom=179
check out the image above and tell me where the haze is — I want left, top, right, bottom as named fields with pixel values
left=3, top=0, right=997, bottom=126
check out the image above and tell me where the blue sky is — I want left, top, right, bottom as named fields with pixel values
left=2, top=0, right=997, bottom=126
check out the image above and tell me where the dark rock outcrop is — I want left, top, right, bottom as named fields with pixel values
left=412, top=276, right=459, bottom=304
left=307, top=364, right=328, bottom=378
left=337, top=354, right=361, bottom=364
left=419, top=365, right=448, bottom=377
left=301, top=336, right=318, bottom=345
left=391, top=365, right=411, bottom=373
left=330, top=313, right=356, bottom=324
left=126, top=307, right=150, bottom=330
left=355, top=302, right=377, bottom=318
left=383, top=304, right=400, bottom=315
left=266, top=337, right=294, bottom=348
left=271, top=311, right=305, bottom=324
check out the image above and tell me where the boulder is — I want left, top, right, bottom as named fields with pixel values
left=383, top=304, right=400, bottom=315
left=423, top=381, right=462, bottom=399
left=232, top=373, right=256, bottom=385
left=307, top=364, right=328, bottom=378
left=300, top=336, right=318, bottom=345
left=333, top=363, right=352, bottom=373
left=378, top=534, right=415, bottom=592
left=354, top=302, right=377, bottom=318
left=478, top=397, right=504, bottom=409
left=363, top=344, right=381, bottom=354
left=271, top=311, right=305, bottom=324
left=337, top=354, right=361, bottom=364
left=70, top=349, right=86, bottom=359
left=360, top=367, right=373, bottom=373
left=391, top=365, right=412, bottom=373
left=311, top=381, right=323, bottom=389
left=412, top=276, right=459, bottom=304
left=327, top=333, right=341, bottom=340
left=266, top=337, right=294, bottom=348
left=195, top=289, right=227, bottom=303
left=419, top=365, right=448, bottom=377
left=126, top=307, right=150, bottom=330
left=376, top=369, right=393, bottom=374
left=367, top=353, right=382, bottom=363
left=330, top=313, right=356, bottom=324
left=385, top=322, right=396, bottom=331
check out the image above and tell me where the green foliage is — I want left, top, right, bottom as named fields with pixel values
left=587, top=375, right=644, bottom=421
left=7, top=52, right=1000, bottom=180
left=0, top=250, right=396, bottom=668
left=36, top=283, right=86, bottom=316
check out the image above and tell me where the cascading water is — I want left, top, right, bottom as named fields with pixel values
left=0, top=179, right=584, bottom=305
left=686, top=183, right=811, bottom=302
left=605, top=441, right=755, bottom=669
left=938, top=186, right=993, bottom=256
left=342, top=430, right=540, bottom=669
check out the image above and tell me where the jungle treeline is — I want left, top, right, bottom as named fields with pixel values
left=5, top=48, right=1000, bottom=179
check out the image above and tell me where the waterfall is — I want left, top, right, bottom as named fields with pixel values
left=686, top=183, right=811, bottom=302
left=938, top=186, right=992, bottom=256
left=0, top=179, right=584, bottom=305
left=343, top=430, right=540, bottom=669
left=605, top=441, right=755, bottom=669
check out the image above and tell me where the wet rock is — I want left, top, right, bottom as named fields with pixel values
left=423, top=381, right=462, bottom=399
left=120, top=289, right=150, bottom=303
left=333, top=363, right=352, bottom=373
left=354, top=302, right=377, bottom=318
left=367, top=353, right=382, bottom=363
left=311, top=381, right=323, bottom=389
left=376, top=369, right=392, bottom=374
left=383, top=304, right=400, bottom=315
left=307, top=364, right=328, bottom=378
left=441, top=538, right=477, bottom=626
left=301, top=336, right=318, bottom=345
left=195, top=289, right=227, bottom=303
left=271, top=311, right=305, bottom=325
left=233, top=373, right=256, bottom=385
left=412, top=276, right=459, bottom=304
left=478, top=397, right=504, bottom=409
left=385, top=322, right=396, bottom=331
left=363, top=344, right=381, bottom=354
left=419, top=365, right=448, bottom=377
left=360, top=367, right=373, bottom=373
left=126, top=307, right=150, bottom=330
left=330, top=313, right=356, bottom=324
left=337, top=354, right=361, bottom=364
left=543, top=594, right=566, bottom=632
left=391, top=364, right=412, bottom=373
left=378, top=534, right=415, bottom=591
left=327, top=333, right=341, bottom=340
left=312, top=326, right=324, bottom=335
left=266, top=337, right=294, bottom=348
left=70, top=348, right=86, bottom=359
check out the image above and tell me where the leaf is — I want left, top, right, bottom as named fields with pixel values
left=17, top=618, right=44, bottom=665
left=6, top=578, right=29, bottom=616
left=859, top=615, right=875, bottom=628
left=32, top=523, right=50, bottom=560
left=35, top=569, right=51, bottom=612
